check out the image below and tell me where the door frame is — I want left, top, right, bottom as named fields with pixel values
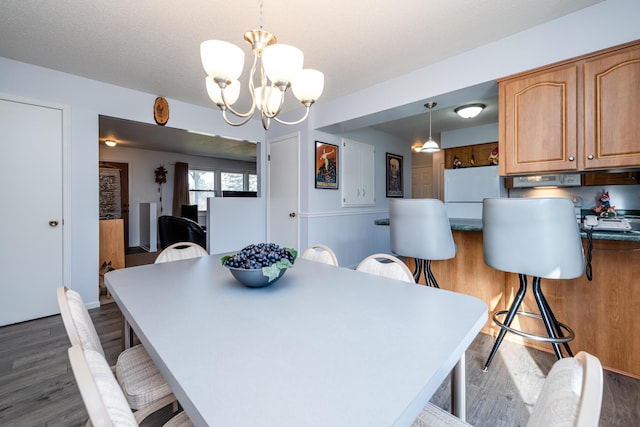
left=0, top=92, right=71, bottom=288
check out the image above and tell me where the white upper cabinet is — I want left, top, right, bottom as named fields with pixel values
left=342, top=139, right=375, bottom=207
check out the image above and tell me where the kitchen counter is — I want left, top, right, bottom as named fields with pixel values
left=375, top=217, right=640, bottom=242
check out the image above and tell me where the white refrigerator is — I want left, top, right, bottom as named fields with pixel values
left=444, top=166, right=505, bottom=219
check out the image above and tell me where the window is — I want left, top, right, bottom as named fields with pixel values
left=221, top=171, right=258, bottom=192
left=188, top=169, right=215, bottom=210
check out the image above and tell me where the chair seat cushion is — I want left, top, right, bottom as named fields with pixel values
left=526, top=357, right=582, bottom=426
left=115, top=344, right=172, bottom=410
left=412, top=402, right=472, bottom=427
left=163, top=411, right=195, bottom=427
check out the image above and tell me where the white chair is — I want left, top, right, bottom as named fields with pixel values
left=300, top=243, right=339, bottom=266
left=390, top=199, right=456, bottom=287
left=481, top=197, right=585, bottom=370
left=412, top=351, right=603, bottom=427
left=57, top=286, right=175, bottom=422
left=67, top=344, right=192, bottom=427
left=155, top=241, right=208, bottom=264
left=356, top=253, right=415, bottom=283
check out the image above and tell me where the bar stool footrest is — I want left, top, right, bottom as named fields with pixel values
left=493, top=310, right=575, bottom=343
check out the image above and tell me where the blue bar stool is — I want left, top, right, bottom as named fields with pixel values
left=389, top=199, right=456, bottom=287
left=482, top=197, right=585, bottom=371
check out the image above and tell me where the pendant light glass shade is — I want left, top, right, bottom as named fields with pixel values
left=420, top=137, right=440, bottom=153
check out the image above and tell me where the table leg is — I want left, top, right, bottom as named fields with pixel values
left=122, top=315, right=133, bottom=350
left=451, top=353, right=466, bottom=421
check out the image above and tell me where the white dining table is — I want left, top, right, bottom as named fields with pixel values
left=105, top=254, right=487, bottom=427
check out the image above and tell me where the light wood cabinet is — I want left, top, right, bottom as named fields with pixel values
left=583, top=43, right=640, bottom=169
left=99, top=219, right=125, bottom=270
left=341, top=139, right=375, bottom=207
left=499, top=64, right=579, bottom=175
left=499, top=39, right=640, bottom=175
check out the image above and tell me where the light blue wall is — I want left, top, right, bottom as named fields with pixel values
left=441, top=124, right=499, bottom=149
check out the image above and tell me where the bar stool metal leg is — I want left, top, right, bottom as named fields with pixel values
left=483, top=273, right=528, bottom=371
left=412, top=258, right=424, bottom=283
left=533, top=278, right=574, bottom=358
left=425, top=259, right=440, bottom=288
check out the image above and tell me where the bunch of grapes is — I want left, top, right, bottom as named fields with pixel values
left=223, top=243, right=295, bottom=269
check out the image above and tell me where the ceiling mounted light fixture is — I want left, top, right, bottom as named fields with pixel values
left=454, top=103, right=485, bottom=119
left=200, top=0, right=324, bottom=130
left=419, top=102, right=441, bottom=153
left=104, top=139, right=117, bottom=147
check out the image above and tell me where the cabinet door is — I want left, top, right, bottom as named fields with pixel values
left=342, top=139, right=375, bottom=207
left=499, top=64, right=579, bottom=174
left=583, top=44, right=640, bottom=169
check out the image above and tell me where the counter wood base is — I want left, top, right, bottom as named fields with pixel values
left=406, top=230, right=640, bottom=379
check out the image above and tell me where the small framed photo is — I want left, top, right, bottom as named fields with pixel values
left=386, top=153, right=403, bottom=198
left=315, top=141, right=339, bottom=189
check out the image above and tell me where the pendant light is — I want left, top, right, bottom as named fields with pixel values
left=420, top=102, right=440, bottom=153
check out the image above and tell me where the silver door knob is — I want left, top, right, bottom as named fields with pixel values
left=568, top=156, right=575, bottom=161
left=49, top=220, right=59, bottom=227
left=289, top=212, right=296, bottom=218
left=587, top=154, right=594, bottom=160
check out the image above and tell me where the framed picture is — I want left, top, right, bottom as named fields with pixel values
left=386, top=153, right=403, bottom=197
left=315, top=141, right=339, bottom=189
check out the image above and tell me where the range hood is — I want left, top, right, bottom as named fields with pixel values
left=512, top=173, right=581, bottom=188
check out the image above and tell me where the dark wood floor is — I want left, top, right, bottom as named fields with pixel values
left=1, top=302, right=638, bottom=426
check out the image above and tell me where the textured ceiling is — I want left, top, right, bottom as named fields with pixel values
left=0, top=0, right=604, bottom=156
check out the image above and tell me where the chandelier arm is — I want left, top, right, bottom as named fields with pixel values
left=261, top=84, right=287, bottom=119
left=217, top=55, right=260, bottom=119
left=272, top=106, right=311, bottom=126
left=220, top=108, right=255, bottom=127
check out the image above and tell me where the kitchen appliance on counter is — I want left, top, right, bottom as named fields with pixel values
left=444, top=166, right=505, bottom=220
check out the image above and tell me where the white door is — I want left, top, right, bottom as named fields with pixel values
left=267, top=134, right=299, bottom=250
left=0, top=97, right=64, bottom=326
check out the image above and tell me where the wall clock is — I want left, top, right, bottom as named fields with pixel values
left=153, top=97, right=169, bottom=125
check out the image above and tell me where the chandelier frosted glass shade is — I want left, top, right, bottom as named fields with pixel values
left=206, top=76, right=241, bottom=106
left=200, top=27, right=324, bottom=129
left=200, top=40, right=245, bottom=82
left=292, top=69, right=325, bottom=104
left=261, top=44, right=303, bottom=85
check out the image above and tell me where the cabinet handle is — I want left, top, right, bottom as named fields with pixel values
left=587, top=154, right=594, bottom=160
left=568, top=156, right=575, bottom=161
left=289, top=212, right=296, bottom=218
left=49, top=220, right=59, bottom=227
left=362, top=188, right=366, bottom=197
left=357, top=189, right=360, bottom=197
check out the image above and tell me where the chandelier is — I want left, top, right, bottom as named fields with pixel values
left=200, top=0, right=324, bottom=130
left=419, top=102, right=441, bottom=153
